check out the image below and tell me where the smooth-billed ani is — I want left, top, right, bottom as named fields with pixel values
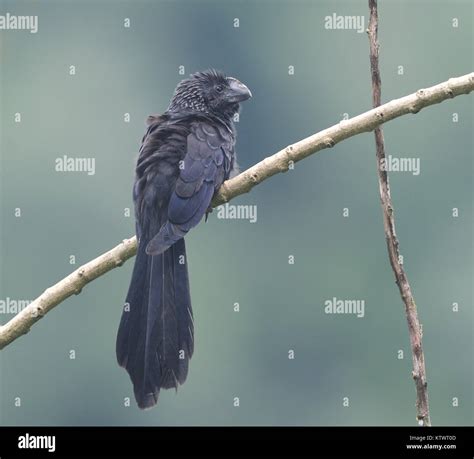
left=116, top=70, right=252, bottom=409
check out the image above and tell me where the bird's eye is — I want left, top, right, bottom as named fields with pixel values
left=215, top=84, right=224, bottom=93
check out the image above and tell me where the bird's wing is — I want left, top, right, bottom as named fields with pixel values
left=133, top=114, right=169, bottom=241
left=146, top=121, right=232, bottom=255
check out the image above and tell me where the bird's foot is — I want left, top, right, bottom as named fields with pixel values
left=205, top=206, right=213, bottom=222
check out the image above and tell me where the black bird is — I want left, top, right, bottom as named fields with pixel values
left=116, top=70, right=252, bottom=409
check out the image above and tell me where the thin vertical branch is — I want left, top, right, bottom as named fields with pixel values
left=367, top=0, right=431, bottom=426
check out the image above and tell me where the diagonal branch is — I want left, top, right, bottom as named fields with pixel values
left=368, top=0, right=431, bottom=426
left=0, top=72, right=473, bottom=351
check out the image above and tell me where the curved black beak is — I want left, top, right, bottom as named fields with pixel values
left=226, top=77, right=252, bottom=103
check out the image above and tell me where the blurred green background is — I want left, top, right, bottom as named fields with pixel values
left=0, top=0, right=472, bottom=426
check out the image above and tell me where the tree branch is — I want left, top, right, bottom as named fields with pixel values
left=368, top=0, right=431, bottom=426
left=0, top=72, right=472, bottom=351
left=0, top=237, right=138, bottom=350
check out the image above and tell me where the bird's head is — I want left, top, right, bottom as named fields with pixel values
left=168, top=69, right=252, bottom=119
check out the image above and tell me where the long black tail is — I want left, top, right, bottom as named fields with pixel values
left=116, top=237, right=194, bottom=409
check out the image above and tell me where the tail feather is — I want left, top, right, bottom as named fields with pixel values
left=156, top=247, right=180, bottom=389
left=171, top=238, right=194, bottom=383
left=116, top=236, right=193, bottom=409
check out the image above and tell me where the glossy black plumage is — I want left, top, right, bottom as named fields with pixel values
left=116, top=70, right=251, bottom=409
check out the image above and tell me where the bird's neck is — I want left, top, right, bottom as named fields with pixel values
left=167, top=109, right=236, bottom=136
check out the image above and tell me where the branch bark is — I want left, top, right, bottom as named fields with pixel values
left=0, top=72, right=473, bottom=351
left=368, top=0, right=431, bottom=426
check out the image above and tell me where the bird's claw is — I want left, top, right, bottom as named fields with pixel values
left=205, top=206, right=213, bottom=222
